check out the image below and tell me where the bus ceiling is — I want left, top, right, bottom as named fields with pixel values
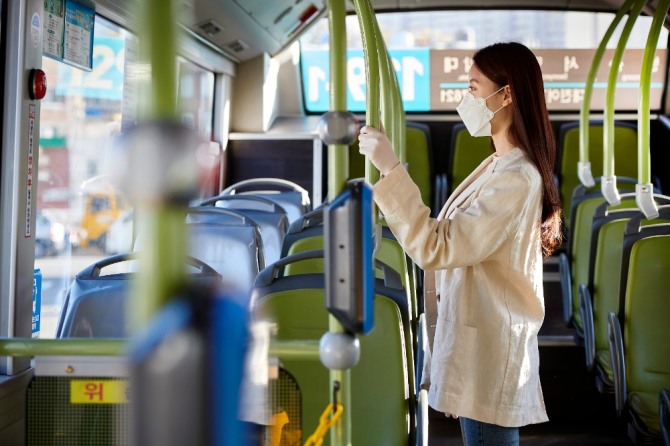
left=91, top=0, right=665, bottom=65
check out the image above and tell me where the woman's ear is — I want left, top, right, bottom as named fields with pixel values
left=503, top=85, right=513, bottom=107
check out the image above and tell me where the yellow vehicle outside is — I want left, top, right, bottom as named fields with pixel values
left=79, top=192, right=128, bottom=249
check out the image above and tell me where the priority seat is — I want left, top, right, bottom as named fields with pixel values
left=199, top=194, right=289, bottom=266
left=608, top=209, right=670, bottom=442
left=252, top=250, right=412, bottom=446
left=557, top=121, right=638, bottom=227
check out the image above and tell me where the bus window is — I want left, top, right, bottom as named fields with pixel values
left=35, top=16, right=132, bottom=338
left=299, top=10, right=668, bottom=113
left=35, top=15, right=220, bottom=339
left=178, top=58, right=215, bottom=140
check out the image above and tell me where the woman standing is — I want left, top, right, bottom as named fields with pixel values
left=358, top=42, right=562, bottom=445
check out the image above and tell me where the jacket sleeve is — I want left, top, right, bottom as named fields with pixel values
left=373, top=163, right=534, bottom=270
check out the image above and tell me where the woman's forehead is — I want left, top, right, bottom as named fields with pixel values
left=468, top=64, right=494, bottom=86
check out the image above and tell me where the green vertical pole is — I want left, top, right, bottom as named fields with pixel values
left=578, top=0, right=635, bottom=187
left=602, top=0, right=645, bottom=205
left=375, top=26, right=393, bottom=156
left=372, top=20, right=405, bottom=165
left=352, top=0, right=380, bottom=185
left=327, top=1, right=352, bottom=445
left=636, top=0, right=669, bottom=218
left=328, top=0, right=349, bottom=200
left=132, top=0, right=187, bottom=327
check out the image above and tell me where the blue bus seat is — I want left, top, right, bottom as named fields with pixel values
left=251, top=251, right=412, bottom=446
left=557, top=121, right=638, bottom=227
left=580, top=197, right=670, bottom=389
left=56, top=254, right=221, bottom=338
left=186, top=207, right=264, bottom=294
left=449, top=123, right=493, bottom=195
left=199, top=194, right=289, bottom=265
left=608, top=212, right=670, bottom=440
left=221, top=178, right=311, bottom=224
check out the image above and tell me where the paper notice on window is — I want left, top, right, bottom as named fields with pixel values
left=43, top=0, right=65, bottom=59
left=63, top=0, right=94, bottom=70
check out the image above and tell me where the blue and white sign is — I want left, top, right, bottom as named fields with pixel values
left=32, top=269, right=42, bottom=338
left=56, top=37, right=126, bottom=101
left=301, top=48, right=430, bottom=112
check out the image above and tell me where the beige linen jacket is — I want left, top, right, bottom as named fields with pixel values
left=374, top=147, right=548, bottom=427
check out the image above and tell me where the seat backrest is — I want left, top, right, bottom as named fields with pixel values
left=568, top=194, right=607, bottom=330
left=221, top=178, right=311, bottom=225
left=282, top=223, right=415, bottom=321
left=449, top=123, right=493, bottom=195
left=587, top=197, right=670, bottom=377
left=281, top=208, right=325, bottom=258
left=200, top=195, right=289, bottom=266
left=558, top=121, right=637, bottom=225
left=590, top=207, right=639, bottom=355
left=622, top=232, right=670, bottom=433
left=252, top=273, right=409, bottom=446
left=57, top=254, right=221, bottom=338
left=187, top=223, right=262, bottom=294
left=405, top=121, right=433, bottom=208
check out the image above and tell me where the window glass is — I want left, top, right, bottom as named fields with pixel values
left=178, top=58, right=215, bottom=140
left=36, top=16, right=218, bottom=338
left=299, top=10, right=668, bottom=112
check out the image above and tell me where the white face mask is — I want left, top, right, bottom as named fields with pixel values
left=456, top=85, right=507, bottom=137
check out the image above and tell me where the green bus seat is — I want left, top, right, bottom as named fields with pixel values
left=281, top=209, right=419, bottom=325
left=252, top=252, right=412, bottom=446
left=580, top=197, right=670, bottom=390
left=608, top=212, right=670, bottom=440
left=557, top=121, right=638, bottom=227
left=449, top=123, right=493, bottom=195
left=558, top=181, right=639, bottom=330
left=349, top=121, right=434, bottom=209
left=281, top=243, right=418, bottom=397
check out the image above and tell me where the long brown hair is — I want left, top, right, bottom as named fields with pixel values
left=473, top=42, right=563, bottom=256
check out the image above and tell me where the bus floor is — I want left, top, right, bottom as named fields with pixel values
left=427, top=255, right=632, bottom=445
left=427, top=346, right=630, bottom=445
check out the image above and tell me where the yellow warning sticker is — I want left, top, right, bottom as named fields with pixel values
left=70, top=380, right=129, bottom=404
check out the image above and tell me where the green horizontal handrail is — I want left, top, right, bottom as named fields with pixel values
left=268, top=339, right=320, bottom=360
left=0, top=339, right=126, bottom=356
left=0, top=338, right=321, bottom=361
